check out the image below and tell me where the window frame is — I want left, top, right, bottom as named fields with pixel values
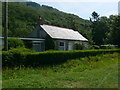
left=59, top=41, right=65, bottom=51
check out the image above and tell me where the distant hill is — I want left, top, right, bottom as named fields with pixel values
left=26, top=2, right=40, bottom=7
left=2, top=2, right=92, bottom=40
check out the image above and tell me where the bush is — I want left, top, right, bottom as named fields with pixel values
left=8, top=38, right=25, bottom=49
left=74, top=42, right=93, bottom=50
left=45, top=36, right=55, bottom=50
left=2, top=49, right=120, bottom=68
left=74, top=43, right=84, bottom=50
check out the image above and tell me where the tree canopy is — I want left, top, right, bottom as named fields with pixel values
left=90, top=11, right=120, bottom=47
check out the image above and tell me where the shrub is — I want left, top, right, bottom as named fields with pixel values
left=74, top=42, right=92, bottom=50
left=2, top=49, right=120, bottom=68
left=74, top=43, right=84, bottom=50
left=45, top=36, right=55, bottom=50
left=8, top=38, right=25, bottom=49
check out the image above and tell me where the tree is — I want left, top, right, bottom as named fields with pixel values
left=98, top=16, right=110, bottom=44
left=91, top=11, right=99, bottom=22
left=90, top=12, right=108, bottom=45
left=109, top=16, right=120, bottom=47
left=66, top=16, right=78, bottom=31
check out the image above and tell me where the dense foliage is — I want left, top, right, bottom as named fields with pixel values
left=90, top=12, right=120, bottom=47
left=8, top=38, right=25, bottom=49
left=109, top=16, right=120, bottom=46
left=2, top=49, right=120, bottom=67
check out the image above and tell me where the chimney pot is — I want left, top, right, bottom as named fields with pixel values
left=37, top=16, right=43, bottom=25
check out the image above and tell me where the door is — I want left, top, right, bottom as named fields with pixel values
left=68, top=42, right=73, bottom=51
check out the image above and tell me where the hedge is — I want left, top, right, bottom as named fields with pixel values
left=2, top=49, right=120, bottom=67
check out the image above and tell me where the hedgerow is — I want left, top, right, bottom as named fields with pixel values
left=2, top=48, right=34, bottom=67
left=2, top=49, right=120, bottom=67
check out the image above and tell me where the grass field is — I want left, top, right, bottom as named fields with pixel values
left=2, top=53, right=119, bottom=88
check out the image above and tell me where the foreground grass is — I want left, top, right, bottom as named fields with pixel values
left=2, top=53, right=119, bottom=88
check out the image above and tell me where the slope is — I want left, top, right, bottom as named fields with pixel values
left=2, top=2, right=92, bottom=40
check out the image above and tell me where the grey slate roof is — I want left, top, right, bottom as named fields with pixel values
left=40, top=24, right=88, bottom=41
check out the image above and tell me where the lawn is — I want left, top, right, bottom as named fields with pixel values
left=2, top=53, right=119, bottom=88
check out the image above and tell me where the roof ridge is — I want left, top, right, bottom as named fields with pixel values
left=41, top=24, right=74, bottom=31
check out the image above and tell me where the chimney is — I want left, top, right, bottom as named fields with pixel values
left=37, top=16, right=43, bottom=25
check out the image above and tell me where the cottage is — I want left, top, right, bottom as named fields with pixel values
left=1, top=18, right=88, bottom=52
left=29, top=24, right=88, bottom=51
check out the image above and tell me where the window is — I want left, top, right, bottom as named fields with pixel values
left=59, top=42, right=64, bottom=46
left=59, top=42, right=65, bottom=50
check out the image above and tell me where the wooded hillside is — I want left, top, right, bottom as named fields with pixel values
left=2, top=2, right=91, bottom=40
left=2, top=2, right=120, bottom=47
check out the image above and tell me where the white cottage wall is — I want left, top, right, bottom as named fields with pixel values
left=55, top=40, right=76, bottom=51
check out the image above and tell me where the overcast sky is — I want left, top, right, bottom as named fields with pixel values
left=30, top=0, right=119, bottom=20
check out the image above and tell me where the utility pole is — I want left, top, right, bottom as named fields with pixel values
left=4, top=1, right=8, bottom=51
left=118, top=1, right=120, bottom=16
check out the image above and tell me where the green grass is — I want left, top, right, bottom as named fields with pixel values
left=2, top=53, right=119, bottom=88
